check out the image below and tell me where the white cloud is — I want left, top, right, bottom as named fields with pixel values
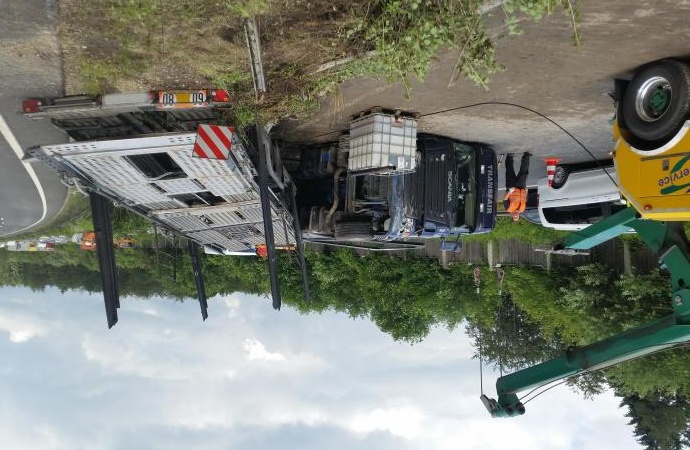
left=0, top=286, right=642, bottom=450
left=0, top=424, right=63, bottom=450
left=0, top=308, right=48, bottom=343
left=238, top=337, right=329, bottom=376
left=244, top=338, right=286, bottom=361
left=224, top=295, right=241, bottom=318
left=348, top=406, right=423, bottom=439
left=141, top=307, right=159, bottom=317
left=79, top=328, right=231, bottom=382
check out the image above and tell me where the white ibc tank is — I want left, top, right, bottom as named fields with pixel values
left=348, top=112, right=417, bottom=174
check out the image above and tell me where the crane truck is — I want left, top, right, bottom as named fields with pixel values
left=482, top=58, right=690, bottom=417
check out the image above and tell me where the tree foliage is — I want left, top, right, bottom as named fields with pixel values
left=466, top=293, right=563, bottom=372
left=5, top=237, right=690, bottom=446
left=620, top=391, right=690, bottom=450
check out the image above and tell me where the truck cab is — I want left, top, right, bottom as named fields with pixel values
left=408, top=134, right=497, bottom=237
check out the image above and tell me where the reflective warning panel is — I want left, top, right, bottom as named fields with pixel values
left=192, top=124, right=234, bottom=160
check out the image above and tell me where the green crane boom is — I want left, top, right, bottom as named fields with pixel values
left=482, top=207, right=690, bottom=417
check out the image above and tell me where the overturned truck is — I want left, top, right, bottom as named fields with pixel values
left=25, top=95, right=498, bottom=253
left=24, top=93, right=497, bottom=325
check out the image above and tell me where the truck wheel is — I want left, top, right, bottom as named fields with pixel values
left=551, top=165, right=570, bottom=189
left=334, top=221, right=373, bottom=241
left=621, top=59, right=690, bottom=145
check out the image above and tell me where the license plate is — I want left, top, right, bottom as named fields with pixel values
left=157, top=90, right=208, bottom=108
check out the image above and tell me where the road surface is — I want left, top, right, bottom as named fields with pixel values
left=281, top=0, right=690, bottom=186
left=0, top=0, right=69, bottom=237
left=3, top=0, right=685, bottom=235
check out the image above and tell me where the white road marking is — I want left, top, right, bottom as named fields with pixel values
left=0, top=113, right=48, bottom=233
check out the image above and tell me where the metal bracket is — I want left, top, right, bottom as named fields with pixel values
left=245, top=17, right=266, bottom=99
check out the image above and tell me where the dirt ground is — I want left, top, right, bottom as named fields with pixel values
left=57, top=0, right=356, bottom=113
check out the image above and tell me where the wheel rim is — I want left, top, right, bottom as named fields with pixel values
left=635, top=76, right=672, bottom=122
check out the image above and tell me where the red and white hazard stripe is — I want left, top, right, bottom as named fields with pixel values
left=544, top=157, right=560, bottom=187
left=192, top=124, right=234, bottom=159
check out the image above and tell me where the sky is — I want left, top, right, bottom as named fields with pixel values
left=0, top=285, right=641, bottom=450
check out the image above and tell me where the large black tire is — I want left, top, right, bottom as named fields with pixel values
left=621, top=59, right=690, bottom=146
left=334, top=221, right=373, bottom=241
left=551, top=165, right=570, bottom=189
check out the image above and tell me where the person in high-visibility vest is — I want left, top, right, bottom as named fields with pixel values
left=504, top=152, right=532, bottom=221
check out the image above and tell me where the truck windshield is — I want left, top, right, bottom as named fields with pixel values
left=454, top=143, right=476, bottom=228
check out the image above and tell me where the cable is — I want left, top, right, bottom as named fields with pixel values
left=477, top=282, right=484, bottom=396
left=475, top=268, right=485, bottom=396
left=420, top=101, right=618, bottom=188
left=490, top=377, right=568, bottom=414
left=301, top=128, right=343, bottom=141
left=521, top=378, right=571, bottom=405
left=301, top=100, right=618, bottom=187
left=479, top=336, right=484, bottom=396
left=516, top=381, right=555, bottom=404
left=494, top=375, right=577, bottom=412
left=498, top=298, right=504, bottom=378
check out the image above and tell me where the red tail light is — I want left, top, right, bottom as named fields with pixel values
left=22, top=99, right=43, bottom=113
left=211, top=89, right=230, bottom=103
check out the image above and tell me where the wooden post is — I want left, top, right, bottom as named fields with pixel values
left=546, top=252, right=552, bottom=273
left=623, top=240, right=632, bottom=276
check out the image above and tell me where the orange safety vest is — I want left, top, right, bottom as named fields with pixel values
left=504, top=188, right=527, bottom=214
left=255, top=244, right=268, bottom=259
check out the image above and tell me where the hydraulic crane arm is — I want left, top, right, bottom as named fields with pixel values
left=482, top=207, right=690, bottom=417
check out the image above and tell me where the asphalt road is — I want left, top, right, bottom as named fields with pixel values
left=281, top=0, right=690, bottom=187
left=0, top=0, right=69, bottom=237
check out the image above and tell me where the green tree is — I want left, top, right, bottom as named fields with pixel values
left=620, top=391, right=690, bottom=450
left=467, top=294, right=562, bottom=372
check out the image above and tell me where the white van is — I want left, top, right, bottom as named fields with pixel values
left=537, top=164, right=628, bottom=231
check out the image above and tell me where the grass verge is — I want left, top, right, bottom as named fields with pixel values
left=464, top=216, right=569, bottom=246
left=59, top=0, right=581, bottom=123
